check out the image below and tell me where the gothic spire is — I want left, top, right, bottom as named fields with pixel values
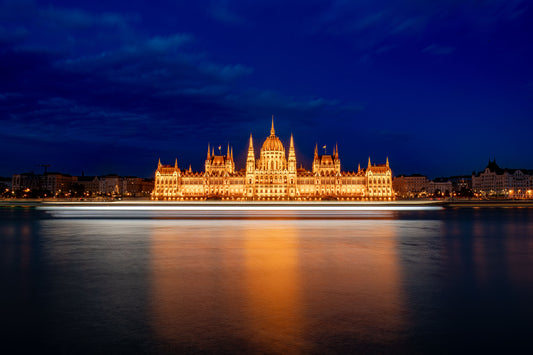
left=174, top=158, right=178, bottom=169
left=158, top=158, right=161, bottom=168
left=314, top=143, right=318, bottom=158
left=270, top=115, right=275, bottom=136
left=247, top=133, right=255, bottom=162
left=386, top=156, right=389, bottom=167
left=289, top=133, right=296, bottom=159
left=207, top=143, right=211, bottom=159
left=248, top=133, right=254, bottom=149
left=368, top=156, right=371, bottom=168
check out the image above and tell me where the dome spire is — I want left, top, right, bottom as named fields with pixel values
left=270, top=115, right=275, bottom=136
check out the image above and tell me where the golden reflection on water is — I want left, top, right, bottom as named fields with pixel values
left=149, top=218, right=407, bottom=352
left=243, top=223, right=304, bottom=353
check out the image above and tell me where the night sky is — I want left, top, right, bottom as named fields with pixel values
left=1, top=0, right=532, bottom=178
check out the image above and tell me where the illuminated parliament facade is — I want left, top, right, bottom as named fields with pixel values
left=152, top=119, right=393, bottom=201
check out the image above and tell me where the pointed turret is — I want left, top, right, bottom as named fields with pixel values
left=335, top=143, right=339, bottom=159
left=189, top=164, right=192, bottom=173
left=386, top=156, right=389, bottom=167
left=288, top=133, right=296, bottom=173
left=212, top=147, right=215, bottom=157
left=248, top=133, right=254, bottom=150
left=368, top=157, right=371, bottom=168
left=174, top=158, right=178, bottom=169
left=247, top=134, right=255, bottom=160
left=227, top=142, right=230, bottom=157
left=231, top=147, right=234, bottom=160
left=270, top=115, right=275, bottom=136
left=290, top=133, right=294, bottom=150
left=314, top=143, right=318, bottom=159
left=246, top=133, right=255, bottom=174
left=207, top=143, right=211, bottom=159
left=358, top=163, right=361, bottom=172
left=158, top=158, right=161, bottom=168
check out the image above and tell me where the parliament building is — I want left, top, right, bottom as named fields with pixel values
left=152, top=119, right=393, bottom=201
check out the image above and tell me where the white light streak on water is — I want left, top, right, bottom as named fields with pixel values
left=37, top=205, right=443, bottom=218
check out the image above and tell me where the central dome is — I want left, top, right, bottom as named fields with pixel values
left=261, top=117, right=285, bottom=152
left=262, top=135, right=284, bottom=151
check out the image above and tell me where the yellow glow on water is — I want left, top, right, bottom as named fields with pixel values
left=243, top=223, right=304, bottom=353
left=145, top=219, right=411, bottom=351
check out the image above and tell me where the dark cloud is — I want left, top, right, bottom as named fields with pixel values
left=41, top=6, right=133, bottom=30
left=209, top=0, right=250, bottom=26
left=422, top=44, right=455, bottom=56
left=0, top=6, right=354, bottom=169
left=0, top=0, right=531, bottom=177
left=308, top=0, right=529, bottom=55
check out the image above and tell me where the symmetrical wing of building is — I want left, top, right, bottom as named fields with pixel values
left=472, top=159, right=533, bottom=198
left=152, top=120, right=393, bottom=201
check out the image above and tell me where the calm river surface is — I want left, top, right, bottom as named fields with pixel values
left=1, top=206, right=533, bottom=354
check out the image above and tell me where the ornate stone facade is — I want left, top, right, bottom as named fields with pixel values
left=152, top=119, right=393, bottom=201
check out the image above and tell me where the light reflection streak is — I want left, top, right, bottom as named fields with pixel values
left=38, top=205, right=442, bottom=219
left=243, top=223, right=304, bottom=353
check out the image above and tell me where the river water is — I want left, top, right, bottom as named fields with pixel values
left=1, top=206, right=532, bottom=354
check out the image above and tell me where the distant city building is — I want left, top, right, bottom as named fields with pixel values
left=472, top=159, right=533, bottom=198
left=122, top=176, right=154, bottom=197
left=445, top=175, right=472, bottom=193
left=12, top=172, right=41, bottom=192
left=10, top=171, right=152, bottom=198
left=12, top=171, right=75, bottom=196
left=77, top=175, right=100, bottom=195
left=152, top=119, right=393, bottom=200
left=393, top=174, right=429, bottom=198
left=99, top=174, right=122, bottom=196
left=427, top=178, right=452, bottom=196
left=42, top=172, right=75, bottom=195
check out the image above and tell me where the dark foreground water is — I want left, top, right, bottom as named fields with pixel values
left=1, top=207, right=533, bottom=354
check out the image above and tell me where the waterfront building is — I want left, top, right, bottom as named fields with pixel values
left=42, top=172, right=75, bottom=196
left=152, top=119, right=393, bottom=201
left=98, top=174, right=122, bottom=196
left=77, top=175, right=100, bottom=195
left=392, top=174, right=429, bottom=198
left=427, top=179, right=453, bottom=196
left=472, top=159, right=533, bottom=198
left=446, top=175, right=472, bottom=193
left=122, top=176, right=154, bottom=197
left=12, top=172, right=41, bottom=192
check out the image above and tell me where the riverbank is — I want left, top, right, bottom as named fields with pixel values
left=1, top=199, right=533, bottom=208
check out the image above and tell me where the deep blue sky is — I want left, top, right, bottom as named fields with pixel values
left=1, top=0, right=532, bottom=178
